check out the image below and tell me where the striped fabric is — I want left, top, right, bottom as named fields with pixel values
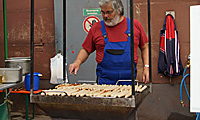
left=158, top=14, right=183, bottom=77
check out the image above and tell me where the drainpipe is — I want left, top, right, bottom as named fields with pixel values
left=3, top=0, right=8, bottom=61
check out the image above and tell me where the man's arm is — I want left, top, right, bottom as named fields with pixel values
left=141, top=43, right=149, bottom=84
left=69, top=48, right=90, bottom=75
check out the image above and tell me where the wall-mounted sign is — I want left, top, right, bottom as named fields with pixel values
left=83, top=8, right=101, bottom=16
left=83, top=16, right=100, bottom=33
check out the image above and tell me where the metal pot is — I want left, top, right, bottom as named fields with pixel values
left=0, top=67, right=22, bottom=83
left=5, top=57, right=31, bottom=75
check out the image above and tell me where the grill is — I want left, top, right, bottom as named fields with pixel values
left=30, top=85, right=149, bottom=120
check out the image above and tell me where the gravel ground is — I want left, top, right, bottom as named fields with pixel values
left=11, top=112, right=51, bottom=120
left=11, top=112, right=81, bottom=120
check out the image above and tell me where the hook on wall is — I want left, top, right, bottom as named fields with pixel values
left=166, top=11, right=175, bottom=19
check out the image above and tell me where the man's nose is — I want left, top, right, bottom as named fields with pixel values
left=103, top=13, right=109, bottom=17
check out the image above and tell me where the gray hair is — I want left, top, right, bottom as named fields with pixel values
left=99, top=0, right=124, bottom=15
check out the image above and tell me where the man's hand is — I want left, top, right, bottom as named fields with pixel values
left=69, top=62, right=80, bottom=75
left=68, top=48, right=90, bottom=75
left=142, top=67, right=149, bottom=84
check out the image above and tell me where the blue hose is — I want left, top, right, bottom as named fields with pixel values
left=183, top=66, right=187, bottom=76
left=183, top=76, right=190, bottom=101
left=198, top=114, right=200, bottom=120
left=180, top=73, right=190, bottom=102
left=196, top=113, right=200, bottom=120
left=180, top=67, right=190, bottom=100
left=180, top=67, right=200, bottom=120
left=183, top=67, right=190, bottom=100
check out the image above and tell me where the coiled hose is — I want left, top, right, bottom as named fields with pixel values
left=180, top=67, right=200, bottom=120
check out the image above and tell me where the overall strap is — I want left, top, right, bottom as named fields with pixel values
left=125, top=18, right=131, bottom=37
left=100, top=20, right=107, bottom=39
left=101, top=18, right=131, bottom=38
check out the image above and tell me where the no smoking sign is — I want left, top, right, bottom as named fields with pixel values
left=83, top=16, right=100, bottom=33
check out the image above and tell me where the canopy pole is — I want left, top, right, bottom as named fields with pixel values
left=130, top=0, right=135, bottom=96
left=30, top=0, right=34, bottom=95
left=3, top=0, right=8, bottom=61
left=3, top=0, right=8, bottom=101
left=147, top=0, right=152, bottom=93
left=63, top=0, right=66, bottom=83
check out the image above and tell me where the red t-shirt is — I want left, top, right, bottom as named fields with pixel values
left=82, top=16, right=148, bottom=64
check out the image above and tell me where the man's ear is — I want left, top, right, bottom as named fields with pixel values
left=117, top=10, right=121, bottom=15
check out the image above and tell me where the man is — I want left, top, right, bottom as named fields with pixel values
left=69, top=0, right=149, bottom=85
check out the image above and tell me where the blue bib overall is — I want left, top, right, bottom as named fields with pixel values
left=96, top=18, right=137, bottom=85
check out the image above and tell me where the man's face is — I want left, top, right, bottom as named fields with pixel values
left=100, top=2, right=120, bottom=26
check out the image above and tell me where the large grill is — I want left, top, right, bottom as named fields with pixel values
left=30, top=84, right=149, bottom=120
